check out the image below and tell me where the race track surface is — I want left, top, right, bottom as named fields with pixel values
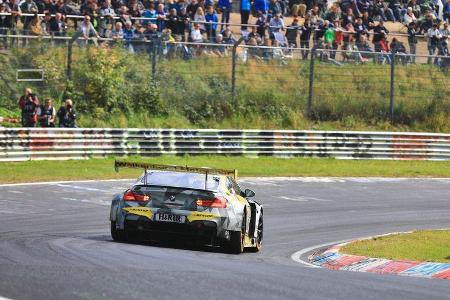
left=0, top=177, right=449, bottom=300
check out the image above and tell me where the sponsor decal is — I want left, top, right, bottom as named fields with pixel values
left=187, top=212, right=220, bottom=222
left=123, top=207, right=153, bottom=220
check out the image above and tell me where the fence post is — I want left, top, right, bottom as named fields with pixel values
left=66, top=31, right=82, bottom=80
left=307, top=49, right=315, bottom=118
left=151, top=38, right=157, bottom=84
left=232, top=37, right=245, bottom=110
left=389, top=52, right=395, bottom=123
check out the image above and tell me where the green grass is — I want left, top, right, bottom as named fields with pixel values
left=341, top=230, right=450, bottom=263
left=0, top=156, right=449, bottom=184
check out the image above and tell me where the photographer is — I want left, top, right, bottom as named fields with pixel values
left=57, top=99, right=77, bottom=128
left=18, top=88, right=39, bottom=127
left=37, top=98, right=56, bottom=128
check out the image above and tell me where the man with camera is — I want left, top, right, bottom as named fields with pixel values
left=37, top=98, right=56, bottom=128
left=18, top=88, right=40, bottom=127
left=57, top=99, right=77, bottom=128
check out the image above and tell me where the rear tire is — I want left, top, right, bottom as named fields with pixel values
left=226, top=214, right=245, bottom=254
left=111, top=221, right=126, bottom=242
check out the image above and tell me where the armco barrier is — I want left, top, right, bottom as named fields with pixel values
left=0, top=128, right=449, bottom=161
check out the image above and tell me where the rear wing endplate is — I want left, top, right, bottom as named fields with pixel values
left=114, top=160, right=238, bottom=180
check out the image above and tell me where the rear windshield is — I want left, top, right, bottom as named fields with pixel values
left=133, top=185, right=215, bottom=211
left=138, top=171, right=221, bottom=191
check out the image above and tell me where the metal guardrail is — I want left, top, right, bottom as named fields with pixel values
left=0, top=128, right=449, bottom=161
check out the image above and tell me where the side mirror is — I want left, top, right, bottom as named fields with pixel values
left=244, top=189, right=255, bottom=198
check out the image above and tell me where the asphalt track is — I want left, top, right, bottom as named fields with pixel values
left=0, top=177, right=449, bottom=300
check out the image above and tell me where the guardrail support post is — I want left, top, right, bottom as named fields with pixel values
left=389, top=52, right=395, bottom=124
left=307, top=49, right=315, bottom=118
left=232, top=37, right=245, bottom=112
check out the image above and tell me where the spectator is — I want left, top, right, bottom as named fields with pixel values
left=407, top=0, right=421, bottom=18
left=0, top=2, right=12, bottom=48
left=37, top=98, right=56, bottom=127
left=240, top=0, right=251, bottom=31
left=155, top=3, right=166, bottom=31
left=141, top=2, right=156, bottom=26
left=99, top=0, right=116, bottom=38
left=218, top=0, right=232, bottom=31
left=190, top=22, right=203, bottom=42
left=49, top=13, right=67, bottom=41
left=166, top=8, right=179, bottom=36
left=300, top=16, right=312, bottom=59
left=255, top=11, right=266, bottom=39
left=268, top=12, right=284, bottom=41
left=18, top=88, right=39, bottom=127
left=177, top=8, right=190, bottom=41
left=427, top=22, right=442, bottom=63
left=205, top=5, right=218, bottom=41
left=19, top=0, right=38, bottom=36
left=285, top=17, right=300, bottom=48
left=254, top=0, right=269, bottom=14
left=407, top=21, right=418, bottom=62
left=77, top=15, right=100, bottom=46
left=373, top=20, right=389, bottom=52
left=290, top=0, right=307, bottom=17
left=194, top=6, right=206, bottom=32
left=123, top=20, right=135, bottom=51
left=187, top=0, right=199, bottom=19
left=111, top=21, right=124, bottom=40
left=28, top=13, right=43, bottom=36
left=57, top=99, right=76, bottom=128
left=441, top=22, right=449, bottom=54
left=404, top=7, right=417, bottom=25
left=445, top=0, right=450, bottom=23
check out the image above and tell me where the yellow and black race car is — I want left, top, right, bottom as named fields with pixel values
left=110, top=160, right=263, bottom=254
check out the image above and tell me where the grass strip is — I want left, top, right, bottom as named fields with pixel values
left=341, top=230, right=450, bottom=263
left=0, top=156, right=449, bottom=184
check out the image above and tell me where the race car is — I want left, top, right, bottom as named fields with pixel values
left=110, top=160, right=263, bottom=254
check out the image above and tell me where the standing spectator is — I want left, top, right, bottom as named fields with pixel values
left=254, top=0, right=269, bottom=14
left=205, top=5, right=218, bottom=41
left=166, top=8, right=179, bottom=36
left=155, top=3, right=167, bottom=31
left=441, top=22, right=449, bottom=54
left=123, top=21, right=135, bottom=51
left=18, top=88, right=39, bottom=127
left=241, top=0, right=251, bottom=31
left=0, top=2, right=12, bottom=48
left=268, top=12, right=284, bottom=41
left=218, top=0, right=232, bottom=31
left=285, top=17, right=300, bottom=48
left=372, top=20, right=389, bottom=52
left=77, top=15, right=100, bottom=46
left=98, top=0, right=116, bottom=38
left=177, top=8, right=190, bottom=41
left=5, top=0, right=20, bottom=47
left=28, top=13, right=43, bottom=36
left=445, top=0, right=450, bottom=22
left=49, top=12, right=67, bottom=42
left=141, top=2, right=156, bottom=26
left=407, top=21, right=418, bottom=62
left=37, top=98, right=56, bottom=127
left=187, top=0, right=200, bottom=19
left=57, top=99, right=76, bottom=128
left=111, top=21, right=124, bottom=41
left=19, top=0, right=39, bottom=36
left=427, top=23, right=442, bottom=64
left=300, top=16, right=312, bottom=59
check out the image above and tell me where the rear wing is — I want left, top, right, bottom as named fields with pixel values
left=114, top=160, right=238, bottom=180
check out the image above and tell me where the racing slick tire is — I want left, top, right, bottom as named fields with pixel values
left=111, top=221, right=127, bottom=242
left=248, top=213, right=263, bottom=252
left=226, top=214, right=245, bottom=254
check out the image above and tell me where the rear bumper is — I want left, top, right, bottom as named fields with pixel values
left=124, top=217, right=219, bottom=246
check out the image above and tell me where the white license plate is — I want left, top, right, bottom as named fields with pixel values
left=155, top=213, right=186, bottom=223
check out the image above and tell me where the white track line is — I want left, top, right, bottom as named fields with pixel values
left=291, top=239, right=349, bottom=268
left=0, top=178, right=134, bottom=187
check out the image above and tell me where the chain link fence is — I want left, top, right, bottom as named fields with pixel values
left=0, top=36, right=449, bottom=127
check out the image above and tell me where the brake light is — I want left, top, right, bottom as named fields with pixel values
left=196, top=197, right=227, bottom=208
left=123, top=190, right=150, bottom=202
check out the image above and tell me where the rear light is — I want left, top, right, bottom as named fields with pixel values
left=196, top=197, right=227, bottom=208
left=123, top=190, right=150, bottom=202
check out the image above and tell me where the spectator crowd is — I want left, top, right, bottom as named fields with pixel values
left=0, top=0, right=449, bottom=61
left=18, top=88, right=76, bottom=127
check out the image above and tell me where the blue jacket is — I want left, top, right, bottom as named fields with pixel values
left=241, top=0, right=251, bottom=11
left=218, top=0, right=232, bottom=9
left=254, top=0, right=268, bottom=13
left=205, top=12, right=218, bottom=31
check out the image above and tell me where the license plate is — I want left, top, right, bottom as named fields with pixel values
left=155, top=213, right=186, bottom=223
